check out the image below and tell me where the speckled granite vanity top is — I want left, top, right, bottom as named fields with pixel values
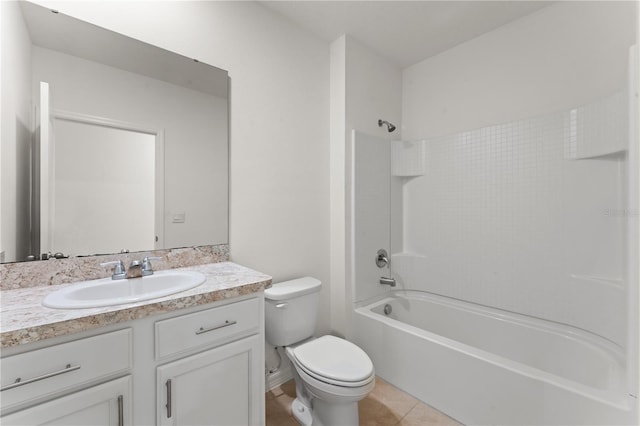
left=0, top=262, right=271, bottom=348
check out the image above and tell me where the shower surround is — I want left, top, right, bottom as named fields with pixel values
left=348, top=83, right=637, bottom=425
left=400, top=91, right=629, bottom=347
left=346, top=4, right=637, bottom=424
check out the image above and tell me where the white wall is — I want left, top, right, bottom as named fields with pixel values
left=0, top=1, right=33, bottom=262
left=632, top=5, right=640, bottom=410
left=345, top=37, right=402, bottom=139
left=32, top=46, right=228, bottom=251
left=403, top=1, right=636, bottom=139
left=330, top=36, right=401, bottom=336
left=329, top=36, right=348, bottom=337
left=399, top=1, right=636, bottom=346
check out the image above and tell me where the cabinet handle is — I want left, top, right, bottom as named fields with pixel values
left=166, top=379, right=172, bottom=418
left=195, top=320, right=237, bottom=335
left=0, top=363, right=81, bottom=392
left=117, top=394, right=124, bottom=426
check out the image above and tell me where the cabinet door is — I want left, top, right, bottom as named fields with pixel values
left=157, top=335, right=262, bottom=426
left=1, top=376, right=131, bottom=426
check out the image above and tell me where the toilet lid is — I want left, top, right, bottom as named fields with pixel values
left=292, top=335, right=374, bottom=384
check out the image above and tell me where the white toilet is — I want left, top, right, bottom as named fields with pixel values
left=265, top=277, right=375, bottom=426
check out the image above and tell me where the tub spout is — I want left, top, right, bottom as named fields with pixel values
left=380, top=277, right=396, bottom=287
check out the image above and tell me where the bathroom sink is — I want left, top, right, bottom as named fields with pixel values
left=43, top=270, right=206, bottom=309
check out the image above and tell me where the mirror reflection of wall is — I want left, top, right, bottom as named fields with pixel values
left=0, top=1, right=229, bottom=263
left=34, top=46, right=228, bottom=254
left=53, top=119, right=157, bottom=256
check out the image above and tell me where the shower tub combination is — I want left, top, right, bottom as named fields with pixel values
left=353, top=290, right=636, bottom=425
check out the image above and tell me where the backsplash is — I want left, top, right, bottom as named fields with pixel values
left=0, top=244, right=229, bottom=290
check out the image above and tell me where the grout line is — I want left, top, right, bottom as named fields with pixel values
left=394, top=400, right=419, bottom=425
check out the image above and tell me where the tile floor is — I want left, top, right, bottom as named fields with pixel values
left=266, top=377, right=462, bottom=426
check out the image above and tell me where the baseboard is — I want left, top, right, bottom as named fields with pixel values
left=266, top=365, right=293, bottom=391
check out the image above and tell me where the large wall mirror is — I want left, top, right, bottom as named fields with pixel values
left=1, top=1, right=229, bottom=263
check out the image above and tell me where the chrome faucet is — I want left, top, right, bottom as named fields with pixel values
left=100, top=260, right=126, bottom=280
left=141, top=256, right=162, bottom=276
left=101, top=257, right=163, bottom=280
left=126, top=260, right=143, bottom=279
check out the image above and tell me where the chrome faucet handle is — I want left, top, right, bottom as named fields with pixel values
left=100, top=260, right=126, bottom=280
left=376, top=249, right=389, bottom=268
left=142, top=256, right=162, bottom=276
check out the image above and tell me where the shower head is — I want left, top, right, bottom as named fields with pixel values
left=378, top=119, right=396, bottom=133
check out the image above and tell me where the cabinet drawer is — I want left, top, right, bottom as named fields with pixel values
left=1, top=376, right=132, bottom=426
left=1, top=328, right=132, bottom=413
left=155, top=297, right=260, bottom=360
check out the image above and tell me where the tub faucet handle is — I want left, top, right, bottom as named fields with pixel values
left=376, top=249, right=389, bottom=268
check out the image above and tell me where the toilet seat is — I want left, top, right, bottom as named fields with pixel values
left=291, top=335, right=374, bottom=388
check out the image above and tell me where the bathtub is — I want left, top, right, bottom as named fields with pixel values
left=353, top=290, right=637, bottom=425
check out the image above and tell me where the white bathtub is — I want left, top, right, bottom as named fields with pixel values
left=353, top=290, right=637, bottom=425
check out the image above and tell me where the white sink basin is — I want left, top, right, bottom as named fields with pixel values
left=43, top=270, right=206, bottom=309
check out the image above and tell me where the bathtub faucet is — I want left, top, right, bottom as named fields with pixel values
left=379, top=277, right=396, bottom=287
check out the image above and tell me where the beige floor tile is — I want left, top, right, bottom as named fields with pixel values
left=266, top=378, right=456, bottom=426
left=265, top=387, right=283, bottom=400
left=265, top=399, right=298, bottom=426
left=398, top=403, right=462, bottom=426
left=266, top=380, right=294, bottom=401
left=366, top=378, right=419, bottom=419
left=358, top=394, right=405, bottom=425
left=271, top=390, right=295, bottom=416
left=280, top=379, right=297, bottom=397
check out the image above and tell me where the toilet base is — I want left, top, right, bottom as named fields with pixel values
left=312, top=399, right=360, bottom=426
left=290, top=396, right=360, bottom=426
left=291, top=398, right=313, bottom=426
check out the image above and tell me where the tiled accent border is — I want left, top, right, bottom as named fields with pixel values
left=0, top=244, right=229, bottom=290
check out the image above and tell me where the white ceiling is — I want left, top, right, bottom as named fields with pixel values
left=260, top=1, right=553, bottom=68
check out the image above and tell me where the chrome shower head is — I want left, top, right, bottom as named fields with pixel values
left=378, top=119, right=396, bottom=133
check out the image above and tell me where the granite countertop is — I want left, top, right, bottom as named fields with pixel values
left=0, top=262, right=272, bottom=348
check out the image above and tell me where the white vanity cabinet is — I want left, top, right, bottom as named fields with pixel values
left=0, top=328, right=133, bottom=425
left=155, top=297, right=263, bottom=426
left=1, top=293, right=265, bottom=426
left=157, top=335, right=262, bottom=425
left=1, top=376, right=132, bottom=426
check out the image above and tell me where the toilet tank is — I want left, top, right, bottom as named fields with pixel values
left=264, top=277, right=321, bottom=346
